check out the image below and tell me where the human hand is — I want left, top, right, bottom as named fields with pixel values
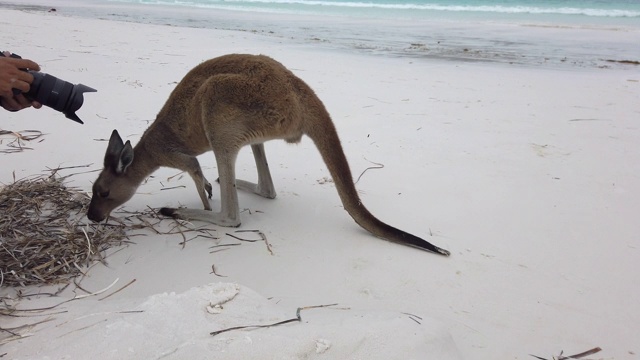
left=0, top=51, right=41, bottom=111
left=1, top=94, right=42, bottom=111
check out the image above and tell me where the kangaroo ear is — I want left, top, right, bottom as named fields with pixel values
left=116, top=140, right=134, bottom=174
left=105, top=130, right=124, bottom=168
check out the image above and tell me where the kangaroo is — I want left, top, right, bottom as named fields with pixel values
left=87, top=54, right=449, bottom=256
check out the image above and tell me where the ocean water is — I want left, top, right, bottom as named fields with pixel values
left=110, top=0, right=640, bottom=24
left=2, top=0, right=639, bottom=68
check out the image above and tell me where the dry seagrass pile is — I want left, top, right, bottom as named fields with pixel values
left=0, top=175, right=126, bottom=287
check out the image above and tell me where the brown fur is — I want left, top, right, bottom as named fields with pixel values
left=88, top=54, right=449, bottom=256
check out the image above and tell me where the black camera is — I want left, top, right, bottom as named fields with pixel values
left=3, top=52, right=96, bottom=124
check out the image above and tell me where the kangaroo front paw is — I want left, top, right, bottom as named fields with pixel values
left=160, top=207, right=180, bottom=218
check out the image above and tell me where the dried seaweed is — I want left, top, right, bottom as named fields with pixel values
left=210, top=303, right=339, bottom=337
left=227, top=230, right=273, bottom=255
left=0, top=130, right=44, bottom=153
left=0, top=172, right=229, bottom=346
left=530, top=347, right=603, bottom=360
left=0, top=174, right=126, bottom=287
left=355, top=157, right=385, bottom=185
left=0, top=174, right=223, bottom=288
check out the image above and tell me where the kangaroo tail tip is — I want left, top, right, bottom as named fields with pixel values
left=435, top=247, right=451, bottom=257
left=411, top=239, right=450, bottom=256
left=404, top=238, right=451, bottom=256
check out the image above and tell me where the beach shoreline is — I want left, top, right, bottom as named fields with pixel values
left=1, top=3, right=639, bottom=360
left=2, top=0, right=639, bottom=69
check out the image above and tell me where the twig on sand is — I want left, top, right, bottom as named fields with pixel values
left=210, top=264, right=226, bottom=278
left=166, top=171, right=185, bottom=181
left=0, top=318, right=55, bottom=345
left=402, top=312, right=423, bottom=325
left=228, top=230, right=273, bottom=255
left=259, top=231, right=274, bottom=255
left=99, top=278, right=137, bottom=301
left=355, top=158, right=385, bottom=184
left=20, top=279, right=119, bottom=313
left=72, top=278, right=120, bottom=301
left=160, top=185, right=186, bottom=191
left=44, top=164, right=93, bottom=178
left=568, top=118, right=610, bottom=122
left=210, top=243, right=241, bottom=249
left=226, top=231, right=259, bottom=242
left=0, top=129, right=44, bottom=153
left=605, top=59, right=640, bottom=65
left=173, top=219, right=187, bottom=249
left=530, top=346, right=602, bottom=360
left=210, top=303, right=338, bottom=337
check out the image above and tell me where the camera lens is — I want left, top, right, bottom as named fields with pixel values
left=27, top=71, right=96, bottom=124
left=28, top=72, right=67, bottom=109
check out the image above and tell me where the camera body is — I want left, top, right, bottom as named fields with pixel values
left=3, top=52, right=96, bottom=124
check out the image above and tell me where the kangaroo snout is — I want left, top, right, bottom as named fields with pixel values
left=87, top=213, right=104, bottom=223
left=86, top=202, right=107, bottom=222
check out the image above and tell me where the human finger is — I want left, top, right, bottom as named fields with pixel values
left=0, top=96, right=22, bottom=111
left=15, top=70, right=35, bottom=87
left=6, top=57, right=41, bottom=72
left=10, top=78, right=32, bottom=94
left=16, top=58, right=40, bottom=72
left=13, top=93, right=32, bottom=108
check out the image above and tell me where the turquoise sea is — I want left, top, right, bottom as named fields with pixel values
left=108, top=0, right=640, bottom=24
left=2, top=0, right=639, bottom=67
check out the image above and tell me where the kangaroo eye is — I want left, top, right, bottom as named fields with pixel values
left=99, top=190, right=110, bottom=198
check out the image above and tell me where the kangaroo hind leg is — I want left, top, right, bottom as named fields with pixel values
left=234, top=144, right=277, bottom=199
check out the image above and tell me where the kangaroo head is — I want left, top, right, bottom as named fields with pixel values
left=87, top=130, right=137, bottom=222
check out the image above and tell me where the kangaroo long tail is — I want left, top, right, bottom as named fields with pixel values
left=306, top=116, right=450, bottom=256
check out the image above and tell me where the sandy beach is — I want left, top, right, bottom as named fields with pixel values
left=1, top=4, right=639, bottom=359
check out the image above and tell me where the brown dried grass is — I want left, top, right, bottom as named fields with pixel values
left=0, top=174, right=126, bottom=287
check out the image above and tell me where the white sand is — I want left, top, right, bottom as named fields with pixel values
left=1, top=7, right=639, bottom=360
